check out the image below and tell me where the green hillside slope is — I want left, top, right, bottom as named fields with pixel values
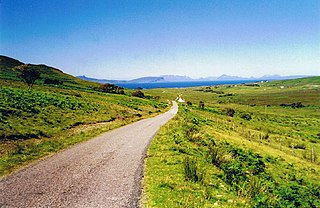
left=0, top=55, right=24, bottom=68
left=0, top=55, right=101, bottom=90
left=0, top=56, right=168, bottom=177
left=144, top=77, right=320, bottom=207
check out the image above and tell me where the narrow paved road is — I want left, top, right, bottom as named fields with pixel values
left=0, top=102, right=178, bottom=208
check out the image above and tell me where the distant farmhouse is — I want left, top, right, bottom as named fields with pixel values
left=176, top=95, right=185, bottom=103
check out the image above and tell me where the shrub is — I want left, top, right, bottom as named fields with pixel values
left=99, top=83, right=124, bottom=94
left=221, top=160, right=247, bottom=186
left=187, top=101, right=192, bottom=106
left=240, top=113, right=252, bottom=120
left=295, top=142, right=306, bottom=149
left=44, top=78, right=63, bottom=85
left=277, top=181, right=312, bottom=207
left=280, top=102, right=305, bottom=108
left=183, top=157, right=204, bottom=183
left=132, top=90, right=145, bottom=98
left=154, top=96, right=160, bottom=100
left=18, top=65, right=41, bottom=88
left=207, top=145, right=229, bottom=166
left=293, top=102, right=304, bottom=108
left=199, top=101, right=204, bottom=109
left=239, top=176, right=278, bottom=207
left=226, top=108, right=235, bottom=117
left=184, top=124, right=201, bottom=142
left=245, top=83, right=260, bottom=87
left=119, top=89, right=125, bottom=95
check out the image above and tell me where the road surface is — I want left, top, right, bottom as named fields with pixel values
left=0, top=102, right=178, bottom=208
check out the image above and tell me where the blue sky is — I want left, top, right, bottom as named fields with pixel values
left=1, top=0, right=319, bottom=79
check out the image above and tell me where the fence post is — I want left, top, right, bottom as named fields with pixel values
left=312, top=147, right=315, bottom=163
left=291, top=143, right=295, bottom=155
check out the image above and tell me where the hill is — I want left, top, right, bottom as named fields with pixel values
left=76, top=75, right=126, bottom=84
left=216, top=74, right=246, bottom=80
left=77, top=73, right=312, bottom=84
left=0, top=55, right=168, bottom=177
left=0, top=55, right=101, bottom=91
left=0, top=56, right=24, bottom=68
left=128, top=76, right=165, bottom=83
left=144, top=76, right=320, bottom=207
left=265, top=75, right=320, bottom=87
left=77, top=75, right=191, bottom=84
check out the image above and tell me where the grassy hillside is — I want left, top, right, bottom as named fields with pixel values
left=0, top=56, right=168, bottom=177
left=143, top=76, right=320, bottom=207
left=0, top=55, right=101, bottom=90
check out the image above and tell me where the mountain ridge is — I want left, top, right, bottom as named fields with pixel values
left=77, top=74, right=312, bottom=84
left=0, top=55, right=313, bottom=85
left=0, top=55, right=100, bottom=89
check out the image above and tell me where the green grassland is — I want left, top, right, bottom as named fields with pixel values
left=0, top=56, right=168, bottom=177
left=143, top=77, right=320, bottom=207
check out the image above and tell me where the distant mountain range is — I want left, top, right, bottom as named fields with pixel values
left=77, top=74, right=311, bottom=84
left=0, top=54, right=315, bottom=87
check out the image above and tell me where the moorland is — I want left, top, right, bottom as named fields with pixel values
left=143, top=76, right=320, bottom=207
left=0, top=55, right=168, bottom=177
left=1, top=55, right=320, bottom=207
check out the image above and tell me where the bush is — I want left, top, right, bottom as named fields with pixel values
left=18, top=65, right=41, bottom=88
left=44, top=78, right=63, bottom=85
left=132, top=90, right=145, bottom=98
left=186, top=101, right=192, bottom=106
left=280, top=102, right=305, bottom=108
left=99, top=83, right=124, bottom=94
left=207, top=145, right=230, bottom=166
left=119, top=89, right=125, bottom=95
left=199, top=101, right=204, bottom=109
left=239, top=176, right=277, bottom=207
left=277, top=181, right=313, bottom=207
left=183, top=157, right=204, bottom=183
left=240, top=113, right=252, bottom=120
left=226, top=108, right=235, bottom=117
left=295, top=142, right=306, bottom=149
left=221, top=160, right=247, bottom=186
left=154, top=96, right=160, bottom=100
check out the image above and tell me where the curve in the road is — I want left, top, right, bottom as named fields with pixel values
left=0, top=101, right=178, bottom=208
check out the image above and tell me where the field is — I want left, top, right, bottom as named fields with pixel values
left=0, top=56, right=168, bottom=177
left=143, top=77, right=320, bottom=207
left=2, top=55, right=320, bottom=206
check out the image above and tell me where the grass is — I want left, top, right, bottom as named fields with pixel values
left=143, top=76, right=320, bottom=207
left=0, top=117, right=132, bottom=177
left=0, top=56, right=168, bottom=177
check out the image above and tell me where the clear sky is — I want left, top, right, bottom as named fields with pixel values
left=1, top=0, right=319, bottom=79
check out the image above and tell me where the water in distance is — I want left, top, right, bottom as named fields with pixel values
left=116, top=80, right=262, bottom=89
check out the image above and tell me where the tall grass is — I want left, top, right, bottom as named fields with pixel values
left=183, top=157, right=205, bottom=183
left=0, top=81, right=167, bottom=177
left=144, top=101, right=320, bottom=207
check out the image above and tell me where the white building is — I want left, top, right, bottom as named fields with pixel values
left=176, top=95, right=185, bottom=103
